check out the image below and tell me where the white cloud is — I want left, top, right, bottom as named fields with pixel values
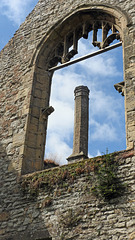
left=48, top=70, right=85, bottom=138
left=90, top=120, right=117, bottom=142
left=96, top=150, right=102, bottom=156
left=48, top=100, right=74, bottom=138
left=74, top=39, right=122, bottom=77
left=45, top=132, right=72, bottom=165
left=51, top=70, right=85, bottom=103
left=90, top=89, right=122, bottom=122
left=88, top=150, right=102, bottom=159
left=0, top=0, right=37, bottom=25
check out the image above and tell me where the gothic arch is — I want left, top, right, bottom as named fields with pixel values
left=22, top=4, right=132, bottom=174
left=31, top=4, right=129, bottom=68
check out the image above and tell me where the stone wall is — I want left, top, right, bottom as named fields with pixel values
left=0, top=150, right=135, bottom=240
left=0, top=0, right=135, bottom=174
left=0, top=1, right=135, bottom=239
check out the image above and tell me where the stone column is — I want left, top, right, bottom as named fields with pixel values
left=67, top=85, right=90, bottom=162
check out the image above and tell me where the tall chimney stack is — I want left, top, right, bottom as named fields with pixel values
left=67, top=85, right=90, bottom=162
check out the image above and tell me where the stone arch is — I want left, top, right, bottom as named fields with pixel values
left=31, top=4, right=129, bottom=68
left=22, top=4, right=133, bottom=174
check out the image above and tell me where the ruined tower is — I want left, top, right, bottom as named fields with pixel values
left=67, top=86, right=90, bottom=162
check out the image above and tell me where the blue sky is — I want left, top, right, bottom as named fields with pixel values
left=0, top=0, right=126, bottom=165
left=0, top=0, right=38, bottom=50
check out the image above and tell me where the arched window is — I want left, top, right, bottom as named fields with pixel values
left=22, top=6, right=133, bottom=174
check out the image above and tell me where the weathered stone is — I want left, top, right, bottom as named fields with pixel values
left=127, top=220, right=135, bottom=227
left=0, top=0, right=135, bottom=239
left=129, top=232, right=135, bottom=240
left=0, top=0, right=134, bottom=174
left=67, top=86, right=90, bottom=162
left=0, top=212, right=10, bottom=221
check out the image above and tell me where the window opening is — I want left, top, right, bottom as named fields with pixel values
left=45, top=31, right=126, bottom=165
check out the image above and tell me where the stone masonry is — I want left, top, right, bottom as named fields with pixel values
left=67, top=86, right=90, bottom=162
left=0, top=150, right=135, bottom=240
left=0, top=0, right=134, bottom=174
left=0, top=0, right=135, bottom=239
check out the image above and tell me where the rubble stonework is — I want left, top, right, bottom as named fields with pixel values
left=0, top=0, right=134, bottom=174
left=0, top=150, right=135, bottom=240
left=0, top=0, right=135, bottom=239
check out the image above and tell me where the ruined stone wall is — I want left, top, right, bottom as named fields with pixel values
left=0, top=1, right=135, bottom=239
left=0, top=150, right=135, bottom=240
left=0, top=0, right=135, bottom=174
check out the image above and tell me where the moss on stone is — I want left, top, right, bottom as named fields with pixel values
left=20, top=151, right=126, bottom=201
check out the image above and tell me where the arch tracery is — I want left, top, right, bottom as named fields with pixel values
left=48, top=10, right=121, bottom=68
left=33, top=5, right=128, bottom=70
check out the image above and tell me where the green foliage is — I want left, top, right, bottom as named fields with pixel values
left=20, top=151, right=125, bottom=202
left=92, top=152, right=125, bottom=200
